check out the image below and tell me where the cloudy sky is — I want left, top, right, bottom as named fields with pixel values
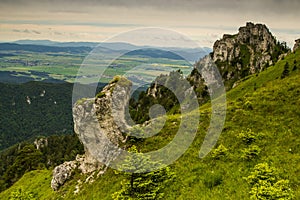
left=0, top=0, right=299, bottom=48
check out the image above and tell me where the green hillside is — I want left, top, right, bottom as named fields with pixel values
left=1, top=49, right=299, bottom=199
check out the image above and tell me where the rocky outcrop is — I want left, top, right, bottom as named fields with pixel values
left=293, top=39, right=300, bottom=52
left=51, top=160, right=77, bottom=191
left=207, top=22, right=288, bottom=89
left=51, top=76, right=132, bottom=191
left=34, top=138, right=48, bottom=150
left=51, top=154, right=103, bottom=191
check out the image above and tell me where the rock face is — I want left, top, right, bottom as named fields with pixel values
left=293, top=39, right=300, bottom=52
left=34, top=138, right=48, bottom=150
left=51, top=76, right=132, bottom=191
left=51, top=160, right=77, bottom=191
left=73, top=76, right=131, bottom=164
left=51, top=154, right=102, bottom=190
left=204, top=22, right=288, bottom=89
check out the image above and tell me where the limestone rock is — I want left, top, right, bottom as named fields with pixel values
left=51, top=153, right=103, bottom=191
left=208, top=22, right=287, bottom=89
left=293, top=39, right=300, bottom=52
left=51, top=76, right=132, bottom=191
left=34, top=138, right=48, bottom=150
left=51, top=161, right=77, bottom=191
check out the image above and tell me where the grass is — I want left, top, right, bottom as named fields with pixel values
left=0, top=170, right=55, bottom=200
left=1, top=49, right=300, bottom=199
left=0, top=51, right=192, bottom=84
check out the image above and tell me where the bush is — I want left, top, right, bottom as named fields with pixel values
left=245, top=163, right=294, bottom=199
left=243, top=100, right=253, bottom=110
left=211, top=144, right=228, bottom=159
left=241, top=145, right=261, bottom=160
left=238, top=129, right=259, bottom=145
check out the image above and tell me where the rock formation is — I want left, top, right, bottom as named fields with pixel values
left=293, top=39, right=300, bottom=52
left=189, top=22, right=289, bottom=90
left=34, top=138, right=48, bottom=150
left=51, top=76, right=132, bottom=191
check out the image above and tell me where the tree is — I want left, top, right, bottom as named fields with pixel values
left=281, top=62, right=290, bottom=79
left=112, top=146, right=175, bottom=200
left=245, top=163, right=293, bottom=199
left=292, top=60, right=297, bottom=71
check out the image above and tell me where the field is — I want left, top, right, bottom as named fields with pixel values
left=0, top=49, right=193, bottom=85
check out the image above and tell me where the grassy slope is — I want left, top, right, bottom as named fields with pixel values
left=1, top=49, right=300, bottom=199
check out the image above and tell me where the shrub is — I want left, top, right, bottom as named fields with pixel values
left=241, top=145, right=261, bottom=160
left=245, top=163, right=294, bottom=199
left=96, top=92, right=106, bottom=98
left=238, top=129, right=259, bottom=145
left=211, top=144, right=228, bottom=159
left=243, top=100, right=253, bottom=110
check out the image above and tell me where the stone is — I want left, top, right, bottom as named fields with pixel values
left=34, top=138, right=48, bottom=150
left=191, top=22, right=287, bottom=90
left=51, top=161, right=77, bottom=191
left=293, top=39, right=300, bottom=52
left=51, top=76, right=132, bottom=191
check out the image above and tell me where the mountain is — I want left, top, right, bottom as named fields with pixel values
left=12, top=40, right=211, bottom=61
left=0, top=81, right=105, bottom=151
left=0, top=43, right=92, bottom=54
left=1, top=23, right=299, bottom=199
left=1, top=45, right=299, bottom=199
left=191, top=22, right=289, bottom=89
left=14, top=40, right=99, bottom=48
left=129, top=22, right=289, bottom=120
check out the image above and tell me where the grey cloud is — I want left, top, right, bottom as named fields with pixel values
left=32, top=30, right=41, bottom=34
left=12, top=29, right=41, bottom=34
left=2, top=0, right=300, bottom=15
left=54, top=31, right=63, bottom=35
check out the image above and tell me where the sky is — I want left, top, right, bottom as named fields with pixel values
left=0, top=0, right=300, bottom=48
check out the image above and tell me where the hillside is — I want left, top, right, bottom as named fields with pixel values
left=1, top=45, right=299, bottom=199
left=190, top=22, right=289, bottom=90
left=0, top=82, right=74, bottom=150
left=0, top=81, right=105, bottom=150
left=130, top=23, right=289, bottom=123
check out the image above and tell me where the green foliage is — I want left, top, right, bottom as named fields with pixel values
left=246, top=163, right=294, bottom=199
left=281, top=62, right=290, bottom=79
left=109, top=76, right=131, bottom=87
left=9, top=188, right=36, bottom=200
left=0, top=81, right=74, bottom=150
left=240, top=44, right=251, bottom=67
left=211, top=144, right=228, bottom=159
left=112, top=146, right=175, bottom=200
left=243, top=100, right=254, bottom=110
left=129, top=70, right=186, bottom=124
left=238, top=129, right=260, bottom=145
left=2, top=46, right=300, bottom=200
left=271, top=41, right=290, bottom=63
left=0, top=170, right=55, bottom=200
left=126, top=126, right=145, bottom=144
left=203, top=171, right=223, bottom=189
left=96, top=92, right=106, bottom=99
left=241, top=145, right=261, bottom=160
left=0, top=134, right=84, bottom=192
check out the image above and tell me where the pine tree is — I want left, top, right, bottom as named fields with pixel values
left=281, top=62, right=290, bottom=79
left=245, top=163, right=294, bottom=199
left=112, top=146, right=175, bottom=200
